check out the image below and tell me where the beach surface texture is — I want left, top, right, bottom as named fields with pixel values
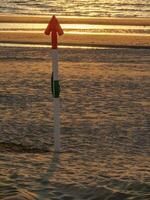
left=0, top=15, right=150, bottom=200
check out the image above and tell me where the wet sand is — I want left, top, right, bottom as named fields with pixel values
left=1, top=15, right=150, bottom=25
left=0, top=15, right=150, bottom=48
left=0, top=46, right=150, bottom=199
left=0, top=31, right=150, bottom=48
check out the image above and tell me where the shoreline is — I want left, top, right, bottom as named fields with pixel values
left=0, top=14, right=150, bottom=25
left=1, top=42, right=150, bottom=50
left=0, top=14, right=150, bottom=48
left=0, top=31, right=150, bottom=48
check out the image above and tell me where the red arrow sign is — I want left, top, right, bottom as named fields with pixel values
left=44, top=15, right=64, bottom=49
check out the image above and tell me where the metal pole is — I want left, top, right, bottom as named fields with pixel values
left=44, top=15, right=63, bottom=152
left=52, top=49, right=61, bottom=152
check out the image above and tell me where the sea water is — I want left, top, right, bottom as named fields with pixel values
left=0, top=0, right=150, bottom=17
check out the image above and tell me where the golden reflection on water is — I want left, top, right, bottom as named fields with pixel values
left=0, top=23, right=100, bottom=30
left=0, top=23, right=149, bottom=30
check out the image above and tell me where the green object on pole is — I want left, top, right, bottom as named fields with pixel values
left=53, top=80, right=60, bottom=98
left=51, top=72, right=60, bottom=98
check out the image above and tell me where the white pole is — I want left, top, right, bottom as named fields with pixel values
left=52, top=49, right=61, bottom=152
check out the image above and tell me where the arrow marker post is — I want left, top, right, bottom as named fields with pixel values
left=44, top=15, right=64, bottom=152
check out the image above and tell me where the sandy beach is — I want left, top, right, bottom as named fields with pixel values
left=0, top=44, right=150, bottom=199
left=0, top=9, right=150, bottom=199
